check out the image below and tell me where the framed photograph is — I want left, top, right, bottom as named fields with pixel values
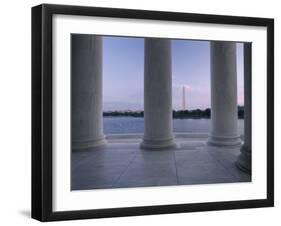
left=32, top=4, right=274, bottom=221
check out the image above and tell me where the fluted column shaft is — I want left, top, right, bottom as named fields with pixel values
left=208, top=41, right=241, bottom=147
left=71, top=35, right=106, bottom=150
left=140, top=38, right=176, bottom=149
left=236, top=43, right=252, bottom=173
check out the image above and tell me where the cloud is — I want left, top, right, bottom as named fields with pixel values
left=183, top=84, right=191, bottom=90
left=173, top=83, right=192, bottom=91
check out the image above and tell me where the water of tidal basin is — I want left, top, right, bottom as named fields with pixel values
left=103, top=117, right=244, bottom=135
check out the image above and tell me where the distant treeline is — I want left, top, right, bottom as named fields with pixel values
left=103, top=106, right=244, bottom=119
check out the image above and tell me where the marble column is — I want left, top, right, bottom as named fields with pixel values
left=140, top=38, right=176, bottom=149
left=236, top=43, right=252, bottom=173
left=208, top=41, right=242, bottom=147
left=71, top=35, right=106, bottom=150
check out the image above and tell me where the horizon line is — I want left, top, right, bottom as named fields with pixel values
left=103, top=106, right=245, bottom=112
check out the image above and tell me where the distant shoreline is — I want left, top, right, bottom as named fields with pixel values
left=103, top=107, right=244, bottom=119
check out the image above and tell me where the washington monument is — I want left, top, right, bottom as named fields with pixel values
left=182, top=86, right=186, bottom=110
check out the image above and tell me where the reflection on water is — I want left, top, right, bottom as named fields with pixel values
left=103, top=117, right=244, bottom=135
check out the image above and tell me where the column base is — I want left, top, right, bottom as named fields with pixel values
left=207, top=134, right=242, bottom=147
left=140, top=136, right=177, bottom=150
left=236, top=145, right=251, bottom=174
left=72, top=136, right=107, bottom=151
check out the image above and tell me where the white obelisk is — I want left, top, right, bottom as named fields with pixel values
left=182, top=86, right=186, bottom=111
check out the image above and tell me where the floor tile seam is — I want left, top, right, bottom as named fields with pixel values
left=173, top=150, right=180, bottom=185
left=206, top=149, right=241, bottom=179
left=111, top=151, right=139, bottom=187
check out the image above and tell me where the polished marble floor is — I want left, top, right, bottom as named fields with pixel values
left=71, top=137, right=251, bottom=190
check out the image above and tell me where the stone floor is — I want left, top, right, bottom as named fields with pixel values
left=71, top=137, right=251, bottom=190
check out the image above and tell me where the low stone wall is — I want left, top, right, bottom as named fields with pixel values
left=106, top=133, right=209, bottom=140
left=106, top=133, right=244, bottom=142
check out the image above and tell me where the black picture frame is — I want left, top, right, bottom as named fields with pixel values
left=32, top=3, right=274, bottom=222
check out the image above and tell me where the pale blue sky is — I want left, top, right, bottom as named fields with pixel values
left=103, top=36, right=244, bottom=111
